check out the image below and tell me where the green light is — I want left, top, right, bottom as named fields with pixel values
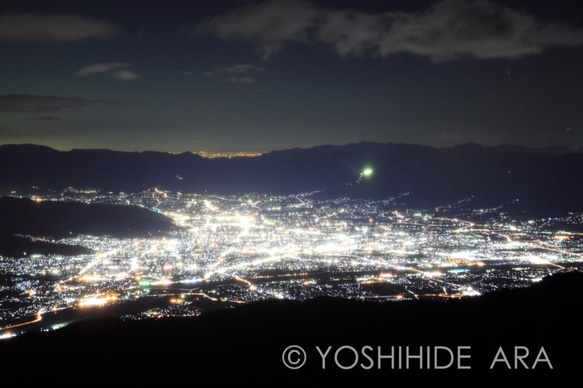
left=362, top=168, right=373, bottom=176
left=139, top=279, right=151, bottom=287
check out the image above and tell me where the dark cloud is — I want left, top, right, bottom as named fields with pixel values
left=0, top=12, right=119, bottom=42
left=35, top=116, right=60, bottom=121
left=0, top=94, right=117, bottom=114
left=193, top=0, right=583, bottom=61
left=378, top=0, right=583, bottom=61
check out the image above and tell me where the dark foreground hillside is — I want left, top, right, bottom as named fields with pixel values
left=0, top=196, right=175, bottom=239
left=1, top=271, right=581, bottom=387
left=0, top=196, right=175, bottom=257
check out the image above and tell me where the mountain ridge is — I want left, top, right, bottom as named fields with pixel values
left=3, top=141, right=581, bottom=155
left=1, top=142, right=582, bottom=218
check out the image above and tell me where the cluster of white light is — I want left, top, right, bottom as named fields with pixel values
left=4, top=193, right=578, bottom=326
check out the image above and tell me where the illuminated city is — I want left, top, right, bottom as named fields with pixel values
left=1, top=189, right=581, bottom=338
left=194, top=151, right=264, bottom=159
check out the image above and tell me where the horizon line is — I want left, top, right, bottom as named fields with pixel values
left=0, top=141, right=581, bottom=155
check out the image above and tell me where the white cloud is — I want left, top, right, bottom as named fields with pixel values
left=76, top=62, right=140, bottom=80
left=194, top=0, right=319, bottom=59
left=228, top=76, right=256, bottom=84
left=223, top=64, right=258, bottom=74
left=76, top=62, right=130, bottom=77
left=113, top=69, right=140, bottom=80
left=316, top=10, right=388, bottom=57
left=193, top=0, right=583, bottom=61
left=204, top=64, right=263, bottom=84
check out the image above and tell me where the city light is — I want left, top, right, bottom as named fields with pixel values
left=0, top=190, right=581, bottom=336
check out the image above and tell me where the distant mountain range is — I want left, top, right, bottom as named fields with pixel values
left=1, top=142, right=582, bottom=217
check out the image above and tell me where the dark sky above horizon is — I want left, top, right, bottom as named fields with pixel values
left=1, top=0, right=582, bottom=153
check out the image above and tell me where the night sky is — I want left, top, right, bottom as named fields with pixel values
left=1, top=0, right=582, bottom=153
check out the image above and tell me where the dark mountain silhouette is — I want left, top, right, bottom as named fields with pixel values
left=2, top=142, right=582, bottom=218
left=0, top=196, right=174, bottom=239
left=0, top=270, right=581, bottom=386
left=0, top=234, right=92, bottom=258
left=0, top=196, right=175, bottom=258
